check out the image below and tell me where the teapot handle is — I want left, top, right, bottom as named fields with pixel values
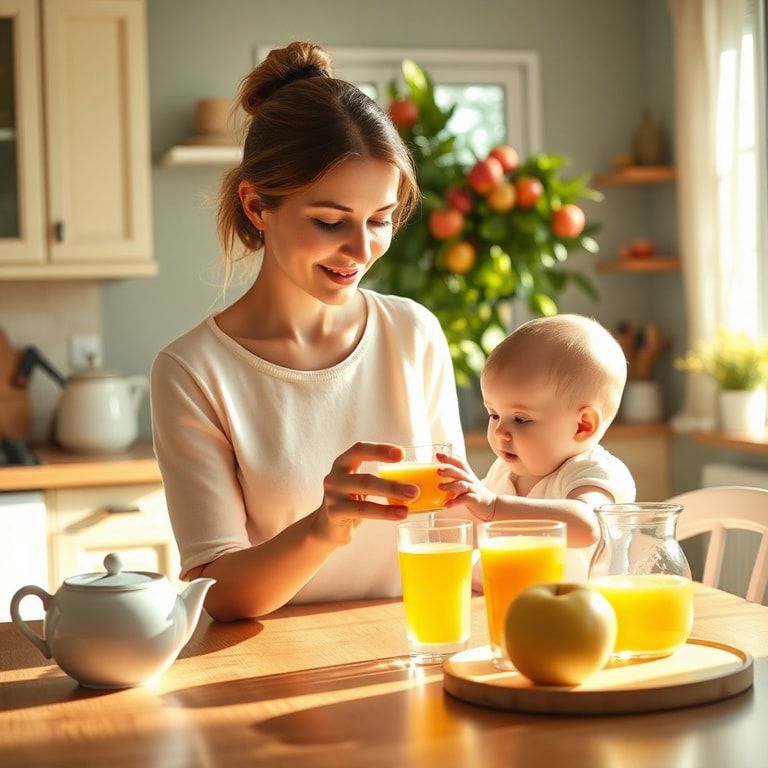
left=10, top=585, right=52, bottom=658
left=125, top=374, right=149, bottom=411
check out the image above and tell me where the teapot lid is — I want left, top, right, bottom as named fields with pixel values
left=63, top=553, right=163, bottom=591
left=68, top=366, right=122, bottom=381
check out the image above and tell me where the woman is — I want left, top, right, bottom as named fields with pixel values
left=151, top=41, right=465, bottom=621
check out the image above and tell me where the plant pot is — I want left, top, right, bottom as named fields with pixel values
left=718, top=388, right=767, bottom=435
left=619, top=381, right=663, bottom=423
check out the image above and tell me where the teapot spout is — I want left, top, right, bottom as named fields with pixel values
left=180, top=578, right=216, bottom=642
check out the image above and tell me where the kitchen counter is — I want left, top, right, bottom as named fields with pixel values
left=0, top=441, right=161, bottom=492
left=0, top=585, right=766, bottom=767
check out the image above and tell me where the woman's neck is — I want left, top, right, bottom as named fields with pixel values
left=215, top=273, right=368, bottom=370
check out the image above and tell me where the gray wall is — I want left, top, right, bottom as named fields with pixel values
left=99, top=0, right=765, bottom=491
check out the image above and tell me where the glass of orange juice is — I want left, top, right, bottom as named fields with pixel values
left=478, top=520, right=567, bottom=670
left=589, top=503, right=693, bottom=660
left=379, top=443, right=453, bottom=514
left=397, top=518, right=473, bottom=664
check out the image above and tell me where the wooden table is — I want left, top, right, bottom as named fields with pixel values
left=1, top=585, right=766, bottom=767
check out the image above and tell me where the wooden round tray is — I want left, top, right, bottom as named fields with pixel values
left=443, top=639, right=753, bottom=715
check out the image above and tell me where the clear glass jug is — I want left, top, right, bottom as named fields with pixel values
left=588, top=503, right=693, bottom=660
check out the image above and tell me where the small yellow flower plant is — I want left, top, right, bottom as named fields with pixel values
left=674, top=328, right=768, bottom=391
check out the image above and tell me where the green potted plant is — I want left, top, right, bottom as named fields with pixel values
left=364, top=60, right=603, bottom=386
left=675, top=327, right=768, bottom=434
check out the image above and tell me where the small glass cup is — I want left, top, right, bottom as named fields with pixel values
left=588, top=503, right=693, bottom=660
left=397, top=517, right=473, bottom=664
left=379, top=443, right=453, bottom=514
left=477, top=519, right=567, bottom=670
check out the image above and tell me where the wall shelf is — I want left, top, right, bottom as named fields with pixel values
left=692, top=430, right=768, bottom=456
left=596, top=257, right=681, bottom=273
left=160, top=144, right=242, bottom=167
left=593, top=165, right=676, bottom=187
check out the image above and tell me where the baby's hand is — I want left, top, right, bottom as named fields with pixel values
left=436, top=452, right=496, bottom=521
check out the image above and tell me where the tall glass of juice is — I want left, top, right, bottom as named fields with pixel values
left=380, top=443, right=453, bottom=514
left=477, top=520, right=567, bottom=670
left=397, top=518, right=473, bottom=664
left=589, top=503, right=693, bottom=660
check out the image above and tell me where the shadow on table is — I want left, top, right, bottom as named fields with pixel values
left=162, top=660, right=765, bottom=768
left=0, top=672, right=109, bottom=712
left=178, top=613, right=265, bottom=659
left=166, top=655, right=417, bottom=708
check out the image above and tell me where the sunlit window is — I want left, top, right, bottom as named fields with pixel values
left=716, top=23, right=763, bottom=335
left=255, top=46, right=543, bottom=161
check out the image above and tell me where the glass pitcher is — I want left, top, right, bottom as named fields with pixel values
left=588, top=503, right=693, bottom=660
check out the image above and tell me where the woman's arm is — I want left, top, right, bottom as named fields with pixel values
left=187, top=441, right=417, bottom=621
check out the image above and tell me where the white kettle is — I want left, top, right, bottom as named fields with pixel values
left=55, top=367, right=148, bottom=453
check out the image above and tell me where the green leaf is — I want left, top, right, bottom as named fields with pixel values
left=402, top=59, right=429, bottom=98
left=570, top=271, right=599, bottom=300
left=529, top=292, right=559, bottom=316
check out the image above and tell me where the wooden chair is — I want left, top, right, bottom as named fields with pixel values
left=666, top=485, right=768, bottom=603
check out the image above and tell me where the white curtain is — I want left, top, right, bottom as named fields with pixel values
left=667, top=0, right=765, bottom=431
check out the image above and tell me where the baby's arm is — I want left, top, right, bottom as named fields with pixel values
left=438, top=451, right=602, bottom=547
left=488, top=488, right=604, bottom=547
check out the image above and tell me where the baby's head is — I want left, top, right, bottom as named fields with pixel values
left=482, top=314, right=628, bottom=438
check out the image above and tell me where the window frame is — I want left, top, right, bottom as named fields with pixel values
left=254, top=45, right=543, bottom=158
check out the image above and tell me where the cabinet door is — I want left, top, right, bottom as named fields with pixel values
left=47, top=483, right=181, bottom=587
left=0, top=0, right=45, bottom=265
left=42, top=0, right=152, bottom=265
left=601, top=433, right=671, bottom=502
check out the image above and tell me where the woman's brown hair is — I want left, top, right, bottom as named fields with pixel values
left=217, top=41, right=419, bottom=274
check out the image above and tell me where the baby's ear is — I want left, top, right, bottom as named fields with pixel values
left=575, top=406, right=600, bottom=442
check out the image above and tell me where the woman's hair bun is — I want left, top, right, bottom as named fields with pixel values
left=239, top=41, right=333, bottom=115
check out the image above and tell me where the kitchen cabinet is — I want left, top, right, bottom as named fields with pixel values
left=46, top=482, right=181, bottom=588
left=592, top=165, right=679, bottom=273
left=0, top=0, right=155, bottom=280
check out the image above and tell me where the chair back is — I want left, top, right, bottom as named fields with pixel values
left=665, top=485, right=768, bottom=603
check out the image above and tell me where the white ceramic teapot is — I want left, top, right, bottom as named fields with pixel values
left=55, top=367, right=148, bottom=453
left=10, top=553, right=215, bottom=689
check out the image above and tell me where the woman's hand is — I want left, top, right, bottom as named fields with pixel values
left=437, top=452, right=496, bottom=521
left=312, top=442, right=419, bottom=544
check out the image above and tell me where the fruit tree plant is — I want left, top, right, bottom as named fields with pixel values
left=364, top=60, right=603, bottom=386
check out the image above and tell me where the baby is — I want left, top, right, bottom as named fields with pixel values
left=440, top=313, right=636, bottom=580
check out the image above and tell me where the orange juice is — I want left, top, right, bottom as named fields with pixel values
left=479, top=536, right=566, bottom=650
left=590, top=574, right=693, bottom=657
left=380, top=462, right=452, bottom=513
left=399, top=543, right=473, bottom=643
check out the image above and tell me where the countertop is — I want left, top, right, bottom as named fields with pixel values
left=0, top=441, right=161, bottom=492
left=1, top=584, right=766, bottom=767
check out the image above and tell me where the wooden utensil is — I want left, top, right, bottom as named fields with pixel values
left=0, top=329, right=31, bottom=438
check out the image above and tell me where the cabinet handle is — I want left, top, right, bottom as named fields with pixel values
left=54, top=221, right=65, bottom=242
left=106, top=504, right=141, bottom=514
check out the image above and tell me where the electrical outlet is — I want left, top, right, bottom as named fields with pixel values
left=68, top=334, right=103, bottom=370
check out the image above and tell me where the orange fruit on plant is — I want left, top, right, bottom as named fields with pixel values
left=443, top=241, right=477, bottom=274
left=488, top=145, right=519, bottom=174
left=515, top=176, right=544, bottom=209
left=445, top=186, right=473, bottom=216
left=551, top=204, right=586, bottom=238
left=486, top=182, right=517, bottom=212
left=429, top=208, right=465, bottom=240
left=388, top=99, right=419, bottom=129
left=467, top=157, right=504, bottom=193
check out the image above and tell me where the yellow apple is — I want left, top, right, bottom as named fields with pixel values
left=504, top=583, right=617, bottom=686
